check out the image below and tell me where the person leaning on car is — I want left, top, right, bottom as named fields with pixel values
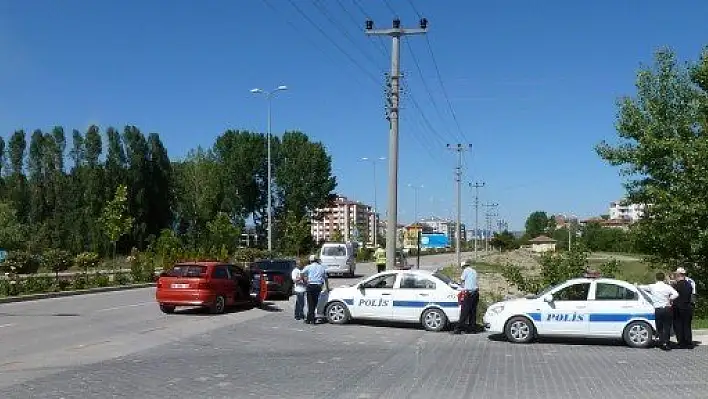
left=302, top=255, right=328, bottom=325
left=453, top=260, right=479, bottom=335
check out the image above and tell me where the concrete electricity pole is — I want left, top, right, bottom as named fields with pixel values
left=469, top=181, right=485, bottom=260
left=482, top=202, right=498, bottom=253
left=361, top=156, right=386, bottom=247
left=250, top=85, right=288, bottom=253
left=447, top=144, right=471, bottom=268
left=366, top=18, right=427, bottom=270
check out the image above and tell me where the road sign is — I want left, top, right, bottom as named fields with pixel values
left=0, top=249, right=7, bottom=262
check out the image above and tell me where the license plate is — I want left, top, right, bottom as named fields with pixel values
left=171, top=283, right=189, bottom=289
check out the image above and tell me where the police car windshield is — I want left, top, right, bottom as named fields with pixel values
left=534, top=282, right=563, bottom=298
left=432, top=272, right=455, bottom=287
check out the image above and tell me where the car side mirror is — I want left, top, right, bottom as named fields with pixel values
left=542, top=294, right=553, bottom=303
left=358, top=284, right=365, bottom=293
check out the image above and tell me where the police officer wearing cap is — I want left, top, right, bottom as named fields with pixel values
left=453, top=260, right=479, bottom=334
left=673, top=267, right=694, bottom=348
left=302, top=254, right=328, bottom=324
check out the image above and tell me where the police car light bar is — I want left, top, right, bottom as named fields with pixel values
left=583, top=270, right=602, bottom=278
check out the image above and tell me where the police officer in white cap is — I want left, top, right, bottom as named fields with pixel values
left=302, top=254, right=328, bottom=324
left=673, top=267, right=694, bottom=348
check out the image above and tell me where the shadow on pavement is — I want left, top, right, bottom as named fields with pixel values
left=0, top=312, right=80, bottom=317
left=487, top=333, right=626, bottom=347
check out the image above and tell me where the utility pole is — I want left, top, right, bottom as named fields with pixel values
left=366, top=18, right=428, bottom=271
left=469, top=181, right=485, bottom=260
left=482, top=202, right=498, bottom=253
left=447, top=144, right=471, bottom=268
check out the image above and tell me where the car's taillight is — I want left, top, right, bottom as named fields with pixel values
left=156, top=281, right=163, bottom=288
left=274, top=275, right=284, bottom=285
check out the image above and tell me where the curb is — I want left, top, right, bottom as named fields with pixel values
left=0, top=283, right=156, bottom=304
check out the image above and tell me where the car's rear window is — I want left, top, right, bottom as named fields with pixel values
left=322, top=246, right=347, bottom=256
left=252, top=261, right=293, bottom=271
left=164, top=265, right=208, bottom=278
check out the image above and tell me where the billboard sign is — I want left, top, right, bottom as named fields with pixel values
left=420, top=233, right=449, bottom=249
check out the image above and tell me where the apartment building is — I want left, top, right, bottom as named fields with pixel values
left=418, top=216, right=466, bottom=243
left=609, top=200, right=645, bottom=222
left=310, top=195, right=379, bottom=246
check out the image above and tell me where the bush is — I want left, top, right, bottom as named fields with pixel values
left=20, top=275, right=54, bottom=293
left=42, top=249, right=73, bottom=276
left=356, top=248, right=373, bottom=262
left=114, top=272, right=131, bottom=285
left=233, top=248, right=268, bottom=263
left=74, top=252, right=100, bottom=273
left=1, top=251, right=41, bottom=274
left=91, top=273, right=110, bottom=288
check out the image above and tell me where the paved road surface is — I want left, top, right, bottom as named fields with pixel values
left=4, top=250, right=706, bottom=398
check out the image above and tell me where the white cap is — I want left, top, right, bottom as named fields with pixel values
left=676, top=267, right=686, bottom=274
left=309, top=254, right=317, bottom=262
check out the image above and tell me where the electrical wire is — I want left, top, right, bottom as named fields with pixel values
left=334, top=0, right=388, bottom=60
left=283, top=0, right=382, bottom=87
left=310, top=0, right=384, bottom=73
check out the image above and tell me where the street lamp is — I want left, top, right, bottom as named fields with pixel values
left=361, top=156, right=386, bottom=247
left=407, top=183, right=424, bottom=223
left=250, top=85, right=288, bottom=253
left=408, top=183, right=424, bottom=269
left=563, top=213, right=578, bottom=251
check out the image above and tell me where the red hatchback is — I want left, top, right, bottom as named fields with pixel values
left=155, top=262, right=253, bottom=314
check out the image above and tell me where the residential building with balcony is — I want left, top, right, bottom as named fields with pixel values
left=310, top=195, right=379, bottom=246
left=609, top=200, right=645, bottom=222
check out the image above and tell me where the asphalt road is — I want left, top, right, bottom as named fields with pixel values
left=3, top=250, right=706, bottom=398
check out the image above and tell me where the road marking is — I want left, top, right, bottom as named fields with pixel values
left=94, top=301, right=153, bottom=313
left=0, top=323, right=16, bottom=328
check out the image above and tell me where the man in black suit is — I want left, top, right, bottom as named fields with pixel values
left=673, top=267, right=694, bottom=349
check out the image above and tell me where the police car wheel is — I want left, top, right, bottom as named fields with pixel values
left=325, top=301, right=350, bottom=324
left=421, top=308, right=447, bottom=332
left=623, top=321, right=652, bottom=348
left=504, top=316, right=535, bottom=344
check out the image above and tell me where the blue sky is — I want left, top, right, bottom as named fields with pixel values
left=1, top=0, right=706, bottom=231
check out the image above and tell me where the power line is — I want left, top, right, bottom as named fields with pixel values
left=311, top=0, right=383, bottom=72
left=284, top=0, right=381, bottom=86
left=334, top=0, right=388, bottom=59
left=350, top=0, right=388, bottom=52
left=404, top=39, right=454, bottom=141
left=406, top=0, right=423, bottom=18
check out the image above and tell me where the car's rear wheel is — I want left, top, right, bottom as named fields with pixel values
left=210, top=295, right=226, bottom=314
left=421, top=308, right=447, bottom=332
left=623, top=320, right=652, bottom=348
left=325, top=301, right=350, bottom=325
left=505, top=316, right=535, bottom=344
left=159, top=304, right=175, bottom=314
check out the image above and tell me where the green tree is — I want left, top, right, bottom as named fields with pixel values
left=524, top=211, right=549, bottom=239
left=206, top=212, right=242, bottom=253
left=100, top=184, right=134, bottom=259
left=596, top=47, right=708, bottom=286
left=490, top=230, right=519, bottom=251
left=331, top=229, right=344, bottom=242
left=0, top=202, right=26, bottom=250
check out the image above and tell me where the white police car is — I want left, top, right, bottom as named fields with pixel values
left=483, top=277, right=657, bottom=348
left=324, top=269, right=461, bottom=332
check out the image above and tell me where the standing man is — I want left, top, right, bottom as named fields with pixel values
left=302, top=255, right=328, bottom=325
left=453, top=261, right=479, bottom=334
left=374, top=246, right=386, bottom=273
left=673, top=267, right=694, bottom=349
left=291, top=260, right=307, bottom=320
left=640, top=272, right=678, bottom=351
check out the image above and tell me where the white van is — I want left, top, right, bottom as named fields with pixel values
left=319, top=242, right=356, bottom=277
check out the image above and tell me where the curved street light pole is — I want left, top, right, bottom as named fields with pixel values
left=251, top=85, right=288, bottom=253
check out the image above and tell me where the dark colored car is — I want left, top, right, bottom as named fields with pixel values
left=156, top=262, right=253, bottom=314
left=249, top=259, right=296, bottom=299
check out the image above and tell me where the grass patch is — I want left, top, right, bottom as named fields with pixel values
left=587, top=257, right=654, bottom=284
left=693, top=319, right=708, bottom=330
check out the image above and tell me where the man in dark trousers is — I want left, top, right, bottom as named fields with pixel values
left=453, top=261, right=479, bottom=334
left=302, top=255, right=328, bottom=325
left=673, top=267, right=694, bottom=349
left=640, top=272, right=678, bottom=350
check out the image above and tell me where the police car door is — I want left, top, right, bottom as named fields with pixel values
left=352, top=273, right=397, bottom=319
left=538, top=282, right=591, bottom=336
left=587, top=281, right=643, bottom=336
left=392, top=273, right=438, bottom=321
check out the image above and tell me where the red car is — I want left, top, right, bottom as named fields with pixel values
left=156, top=261, right=253, bottom=314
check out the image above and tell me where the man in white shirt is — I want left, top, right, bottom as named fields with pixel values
left=640, top=272, right=679, bottom=350
left=291, top=260, right=307, bottom=320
